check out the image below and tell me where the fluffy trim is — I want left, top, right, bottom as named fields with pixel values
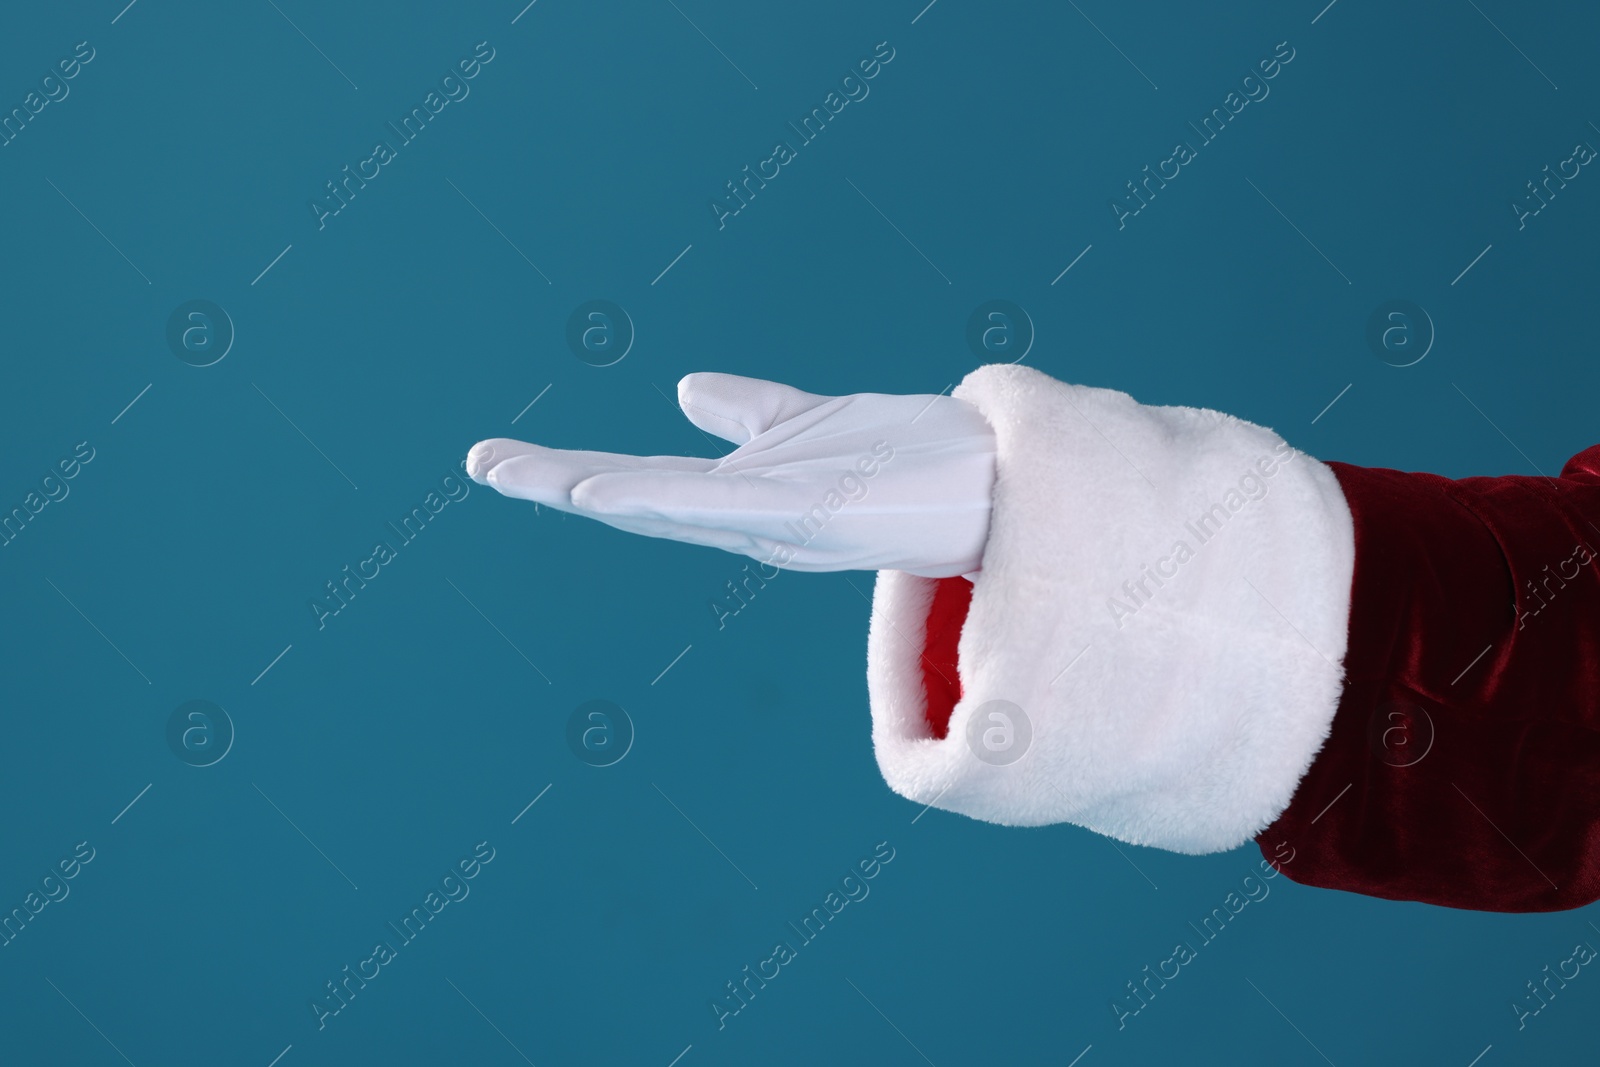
left=866, top=365, right=1356, bottom=853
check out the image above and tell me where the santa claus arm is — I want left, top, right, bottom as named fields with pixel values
left=466, top=363, right=1600, bottom=913
left=886, top=365, right=1600, bottom=912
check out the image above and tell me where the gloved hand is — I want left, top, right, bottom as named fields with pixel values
left=465, top=372, right=998, bottom=578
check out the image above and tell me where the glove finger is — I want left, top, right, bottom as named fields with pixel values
left=466, top=438, right=714, bottom=510
left=675, top=372, right=834, bottom=446
left=578, top=508, right=777, bottom=558
left=570, top=467, right=837, bottom=544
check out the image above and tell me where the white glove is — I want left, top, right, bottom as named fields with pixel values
left=465, top=372, right=998, bottom=578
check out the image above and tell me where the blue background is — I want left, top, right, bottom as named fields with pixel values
left=0, top=0, right=1595, bottom=1064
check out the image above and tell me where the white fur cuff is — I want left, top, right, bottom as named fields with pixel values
left=865, top=364, right=1357, bottom=854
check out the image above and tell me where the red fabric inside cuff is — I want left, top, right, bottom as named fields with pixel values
left=920, top=576, right=973, bottom=739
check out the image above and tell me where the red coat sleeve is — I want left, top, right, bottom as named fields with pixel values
left=1256, top=445, right=1600, bottom=911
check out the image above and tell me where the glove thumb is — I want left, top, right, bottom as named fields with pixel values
left=675, top=372, right=833, bottom=446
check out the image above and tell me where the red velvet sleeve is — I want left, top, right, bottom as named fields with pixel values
left=914, top=445, right=1600, bottom=912
left=1255, top=445, right=1600, bottom=911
